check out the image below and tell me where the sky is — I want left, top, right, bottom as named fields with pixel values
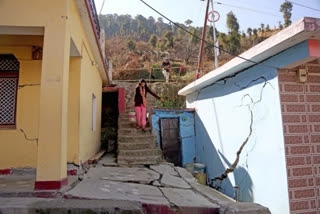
left=95, top=0, right=320, bottom=33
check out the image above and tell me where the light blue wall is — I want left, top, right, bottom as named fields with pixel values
left=151, top=109, right=195, bottom=166
left=186, top=41, right=311, bottom=214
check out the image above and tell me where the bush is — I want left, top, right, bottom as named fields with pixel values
left=151, top=64, right=164, bottom=80
left=151, top=82, right=186, bottom=108
left=126, top=39, right=136, bottom=51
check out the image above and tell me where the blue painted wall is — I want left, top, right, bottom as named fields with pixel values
left=151, top=109, right=195, bottom=166
left=185, top=41, right=311, bottom=214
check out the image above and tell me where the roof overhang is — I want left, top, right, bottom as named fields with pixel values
left=75, top=0, right=109, bottom=86
left=179, top=17, right=320, bottom=96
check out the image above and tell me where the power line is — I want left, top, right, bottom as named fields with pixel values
left=288, top=0, right=320, bottom=12
left=99, top=0, right=107, bottom=15
left=215, top=2, right=299, bottom=20
left=139, top=0, right=280, bottom=71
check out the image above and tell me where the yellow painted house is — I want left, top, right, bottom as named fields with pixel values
left=0, top=0, right=110, bottom=189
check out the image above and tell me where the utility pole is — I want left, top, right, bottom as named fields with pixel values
left=210, top=0, right=218, bottom=69
left=196, top=0, right=210, bottom=79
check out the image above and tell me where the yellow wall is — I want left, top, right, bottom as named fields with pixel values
left=0, top=0, right=104, bottom=176
left=68, top=0, right=103, bottom=163
left=0, top=45, right=41, bottom=168
left=68, top=57, right=81, bottom=165
left=79, top=50, right=102, bottom=163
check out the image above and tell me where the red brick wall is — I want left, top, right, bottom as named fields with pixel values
left=279, top=66, right=320, bottom=214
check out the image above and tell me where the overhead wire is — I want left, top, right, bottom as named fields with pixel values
left=139, top=0, right=282, bottom=71
left=215, top=2, right=300, bottom=20
left=99, top=0, right=107, bottom=15
left=288, top=0, right=320, bottom=12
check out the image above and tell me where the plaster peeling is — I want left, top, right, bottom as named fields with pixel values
left=213, top=76, right=273, bottom=182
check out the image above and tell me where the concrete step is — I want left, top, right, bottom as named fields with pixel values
left=118, top=148, right=162, bottom=156
left=118, top=121, right=136, bottom=129
left=118, top=135, right=156, bottom=143
left=118, top=128, right=152, bottom=135
left=118, top=142, right=157, bottom=150
left=117, top=155, right=162, bottom=165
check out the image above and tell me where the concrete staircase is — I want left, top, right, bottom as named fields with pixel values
left=117, top=112, right=162, bottom=165
left=115, top=81, right=162, bottom=165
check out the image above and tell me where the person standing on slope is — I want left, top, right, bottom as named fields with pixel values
left=161, top=58, right=171, bottom=83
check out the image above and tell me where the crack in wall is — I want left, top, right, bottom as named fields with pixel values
left=19, top=129, right=38, bottom=145
left=213, top=108, right=253, bottom=182
left=212, top=76, right=273, bottom=182
left=18, top=83, right=40, bottom=89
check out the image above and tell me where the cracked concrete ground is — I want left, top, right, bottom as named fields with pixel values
left=65, top=157, right=221, bottom=210
left=0, top=155, right=270, bottom=213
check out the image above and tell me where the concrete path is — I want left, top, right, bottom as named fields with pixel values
left=65, top=160, right=226, bottom=212
left=87, top=166, right=160, bottom=184
left=0, top=155, right=270, bottom=213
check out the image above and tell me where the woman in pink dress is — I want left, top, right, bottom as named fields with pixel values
left=134, top=79, right=164, bottom=131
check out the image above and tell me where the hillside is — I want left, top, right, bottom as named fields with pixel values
left=100, top=13, right=281, bottom=81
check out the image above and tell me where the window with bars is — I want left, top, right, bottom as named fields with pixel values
left=0, top=54, right=19, bottom=128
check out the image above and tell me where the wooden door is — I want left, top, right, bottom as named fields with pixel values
left=160, top=118, right=182, bottom=166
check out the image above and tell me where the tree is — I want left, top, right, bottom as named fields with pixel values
left=126, top=39, right=136, bottom=51
left=278, top=21, right=284, bottom=30
left=149, top=34, right=158, bottom=48
left=224, top=11, right=240, bottom=54
left=140, top=28, right=148, bottom=41
left=207, top=26, right=219, bottom=40
left=252, top=28, right=258, bottom=39
left=227, top=32, right=241, bottom=54
left=191, top=28, right=200, bottom=45
left=241, top=32, right=246, bottom=39
left=185, top=19, right=193, bottom=27
left=163, top=30, right=174, bottom=48
left=226, top=11, right=239, bottom=33
left=266, top=24, right=270, bottom=31
left=177, top=27, right=185, bottom=38
left=280, top=1, right=293, bottom=27
left=246, top=27, right=252, bottom=37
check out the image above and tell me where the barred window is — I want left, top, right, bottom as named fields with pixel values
left=0, top=54, right=19, bottom=128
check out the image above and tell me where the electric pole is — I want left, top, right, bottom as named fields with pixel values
left=196, top=0, right=210, bottom=79
left=210, top=0, right=218, bottom=69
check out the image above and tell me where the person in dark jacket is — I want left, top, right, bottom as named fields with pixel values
left=134, top=79, right=163, bottom=131
left=161, top=58, right=171, bottom=83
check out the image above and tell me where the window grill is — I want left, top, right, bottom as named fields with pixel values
left=0, top=54, right=19, bottom=127
left=0, top=78, right=18, bottom=125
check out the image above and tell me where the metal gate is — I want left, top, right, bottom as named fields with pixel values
left=160, top=118, right=182, bottom=166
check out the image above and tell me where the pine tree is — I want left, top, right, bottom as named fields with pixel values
left=226, top=11, right=239, bottom=33
left=280, top=1, right=293, bottom=27
left=185, top=19, right=193, bottom=27
left=246, top=28, right=252, bottom=37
